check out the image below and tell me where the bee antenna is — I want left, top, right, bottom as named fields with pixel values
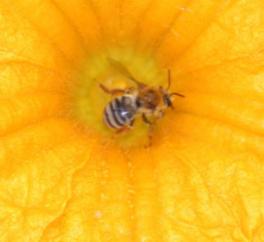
left=169, top=92, right=185, bottom=98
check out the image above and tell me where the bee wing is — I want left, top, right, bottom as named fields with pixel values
left=108, top=58, right=146, bottom=88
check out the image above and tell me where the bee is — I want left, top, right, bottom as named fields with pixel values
left=100, top=58, right=184, bottom=141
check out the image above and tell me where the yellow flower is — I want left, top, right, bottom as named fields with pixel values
left=0, top=0, right=264, bottom=241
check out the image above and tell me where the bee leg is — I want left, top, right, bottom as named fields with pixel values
left=99, top=83, right=126, bottom=96
left=142, top=113, right=153, bottom=125
left=115, top=126, right=131, bottom=134
left=141, top=114, right=154, bottom=147
left=129, top=119, right=135, bottom=128
left=142, top=123, right=155, bottom=148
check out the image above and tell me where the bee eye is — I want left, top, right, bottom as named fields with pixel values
left=163, top=95, right=172, bottom=106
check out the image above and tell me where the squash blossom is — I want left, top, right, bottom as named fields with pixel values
left=0, top=0, right=264, bottom=241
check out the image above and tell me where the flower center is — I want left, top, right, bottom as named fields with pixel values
left=71, top=47, right=167, bottom=147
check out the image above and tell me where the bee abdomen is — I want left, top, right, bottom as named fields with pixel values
left=103, top=105, right=122, bottom=129
left=103, top=96, right=136, bottom=129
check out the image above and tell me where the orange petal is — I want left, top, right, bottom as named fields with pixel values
left=0, top=0, right=263, bottom=241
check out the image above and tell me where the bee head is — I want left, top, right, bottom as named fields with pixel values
left=163, top=93, right=173, bottom=108
left=159, top=86, right=184, bottom=109
left=159, top=69, right=184, bottom=109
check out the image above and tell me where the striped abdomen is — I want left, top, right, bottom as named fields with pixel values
left=104, top=95, right=137, bottom=129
